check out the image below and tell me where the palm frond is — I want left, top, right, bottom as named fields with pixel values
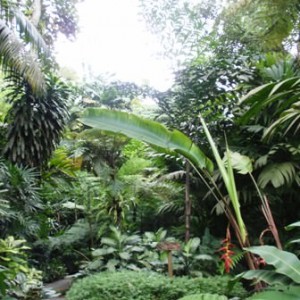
left=0, top=20, right=46, bottom=94
left=258, top=162, right=297, bottom=188
left=263, top=101, right=300, bottom=140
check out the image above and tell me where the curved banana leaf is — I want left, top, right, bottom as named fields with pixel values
left=233, top=269, right=293, bottom=286
left=248, top=286, right=300, bottom=300
left=80, top=108, right=213, bottom=172
left=245, top=246, right=300, bottom=284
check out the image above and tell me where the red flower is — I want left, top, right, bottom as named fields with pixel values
left=218, top=234, right=235, bottom=273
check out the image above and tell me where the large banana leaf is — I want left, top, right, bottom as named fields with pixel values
left=80, top=108, right=213, bottom=172
left=245, top=246, right=300, bottom=284
left=233, top=269, right=293, bottom=286
left=248, top=286, right=300, bottom=300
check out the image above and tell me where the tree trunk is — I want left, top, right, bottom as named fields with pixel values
left=30, top=0, right=42, bottom=27
left=184, top=160, right=191, bottom=242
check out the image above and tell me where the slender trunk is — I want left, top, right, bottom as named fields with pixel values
left=88, top=217, right=94, bottom=249
left=30, top=0, right=42, bottom=27
left=185, top=161, right=191, bottom=242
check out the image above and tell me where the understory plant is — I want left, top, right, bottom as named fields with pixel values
left=85, top=226, right=216, bottom=276
left=0, top=236, right=43, bottom=299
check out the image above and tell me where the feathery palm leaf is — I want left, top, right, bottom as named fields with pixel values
left=239, top=76, right=300, bottom=140
left=258, top=162, right=298, bottom=188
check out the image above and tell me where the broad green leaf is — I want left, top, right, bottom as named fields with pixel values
left=224, top=151, right=253, bottom=174
left=92, top=247, right=115, bottom=257
left=119, top=252, right=131, bottom=260
left=80, top=108, right=213, bottom=172
left=185, top=237, right=201, bottom=252
left=249, top=286, right=300, bottom=300
left=101, top=237, right=116, bottom=247
left=245, top=246, right=300, bottom=284
left=106, top=259, right=118, bottom=271
left=234, top=269, right=293, bottom=286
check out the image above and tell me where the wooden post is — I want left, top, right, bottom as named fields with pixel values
left=157, top=242, right=181, bottom=278
left=167, top=250, right=173, bottom=277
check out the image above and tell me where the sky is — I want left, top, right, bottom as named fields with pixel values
left=55, top=0, right=174, bottom=91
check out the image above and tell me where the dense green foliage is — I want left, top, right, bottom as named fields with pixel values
left=66, top=270, right=247, bottom=300
left=0, top=236, right=43, bottom=299
left=0, top=0, right=299, bottom=298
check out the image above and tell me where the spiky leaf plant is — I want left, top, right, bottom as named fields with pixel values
left=4, top=74, right=70, bottom=167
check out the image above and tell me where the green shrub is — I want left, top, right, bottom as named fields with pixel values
left=66, top=270, right=247, bottom=300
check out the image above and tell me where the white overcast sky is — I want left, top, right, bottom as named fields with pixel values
left=55, top=0, right=174, bottom=91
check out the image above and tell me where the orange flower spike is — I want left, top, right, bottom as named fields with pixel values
left=219, top=226, right=235, bottom=273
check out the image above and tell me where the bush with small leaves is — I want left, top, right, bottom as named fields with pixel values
left=66, top=270, right=247, bottom=300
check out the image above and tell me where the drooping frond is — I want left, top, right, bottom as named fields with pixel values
left=0, top=19, right=46, bottom=93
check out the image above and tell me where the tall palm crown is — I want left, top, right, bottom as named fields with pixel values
left=0, top=0, right=48, bottom=94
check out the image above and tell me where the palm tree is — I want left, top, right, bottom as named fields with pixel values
left=0, top=0, right=49, bottom=94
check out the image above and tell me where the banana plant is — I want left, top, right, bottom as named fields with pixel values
left=234, top=245, right=300, bottom=299
left=231, top=221, right=300, bottom=300
left=80, top=109, right=248, bottom=241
